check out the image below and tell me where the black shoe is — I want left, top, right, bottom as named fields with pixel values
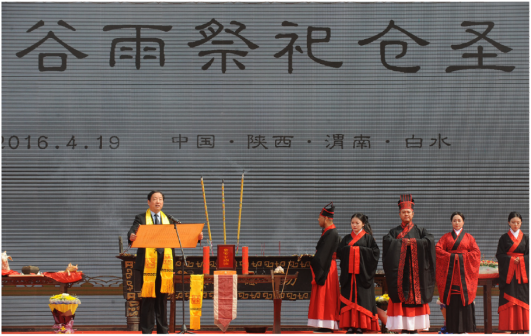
left=346, top=328, right=355, bottom=334
left=409, top=331, right=419, bottom=334
left=314, top=328, right=333, bottom=333
left=401, top=331, right=409, bottom=334
left=355, top=328, right=363, bottom=334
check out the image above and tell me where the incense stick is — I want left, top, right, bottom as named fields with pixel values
left=281, top=261, right=291, bottom=298
left=236, top=172, right=244, bottom=252
left=200, top=176, right=212, bottom=243
left=222, top=179, right=226, bottom=245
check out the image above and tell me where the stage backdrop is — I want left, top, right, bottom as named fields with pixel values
left=2, top=2, right=528, bottom=328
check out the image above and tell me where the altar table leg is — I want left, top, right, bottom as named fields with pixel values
left=273, top=298, right=282, bottom=334
left=272, top=273, right=283, bottom=334
left=483, top=280, right=493, bottom=334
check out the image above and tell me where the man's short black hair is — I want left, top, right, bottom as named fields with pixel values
left=147, top=190, right=165, bottom=201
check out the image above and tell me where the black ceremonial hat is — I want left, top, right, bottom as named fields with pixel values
left=320, top=202, right=335, bottom=218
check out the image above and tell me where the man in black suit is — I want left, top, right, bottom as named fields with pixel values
left=128, top=190, right=203, bottom=334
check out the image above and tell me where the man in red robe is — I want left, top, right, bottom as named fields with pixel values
left=308, top=202, right=340, bottom=333
left=382, top=195, right=435, bottom=333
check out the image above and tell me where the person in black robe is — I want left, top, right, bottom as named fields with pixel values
left=382, top=194, right=435, bottom=333
left=337, top=213, right=380, bottom=334
left=128, top=190, right=203, bottom=334
left=497, top=211, right=529, bottom=333
left=308, top=202, right=341, bottom=333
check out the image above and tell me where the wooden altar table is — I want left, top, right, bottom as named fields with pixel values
left=2, top=274, right=85, bottom=294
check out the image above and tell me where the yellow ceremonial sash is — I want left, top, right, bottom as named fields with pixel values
left=190, top=274, right=204, bottom=330
left=140, top=209, right=174, bottom=298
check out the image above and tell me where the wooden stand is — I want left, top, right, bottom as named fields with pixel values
left=117, top=257, right=142, bottom=331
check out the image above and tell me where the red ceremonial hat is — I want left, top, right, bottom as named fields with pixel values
left=320, top=202, right=335, bottom=218
left=398, top=194, right=415, bottom=210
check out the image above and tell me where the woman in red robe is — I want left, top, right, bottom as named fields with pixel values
left=435, top=212, right=480, bottom=333
left=497, top=212, right=529, bottom=333
left=337, top=213, right=380, bottom=334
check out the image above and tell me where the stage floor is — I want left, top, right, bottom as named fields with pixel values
left=1, top=330, right=509, bottom=335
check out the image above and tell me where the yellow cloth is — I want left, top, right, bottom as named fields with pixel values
left=190, top=274, right=204, bottom=330
left=140, top=209, right=174, bottom=298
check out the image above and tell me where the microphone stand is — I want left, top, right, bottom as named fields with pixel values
left=170, top=218, right=194, bottom=334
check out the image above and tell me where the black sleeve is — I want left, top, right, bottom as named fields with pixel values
left=127, top=214, right=143, bottom=246
left=311, top=230, right=340, bottom=286
left=418, top=226, right=436, bottom=275
left=357, top=236, right=380, bottom=287
left=337, top=235, right=350, bottom=261
left=496, top=234, right=511, bottom=283
left=417, top=226, right=436, bottom=303
left=382, top=231, right=403, bottom=303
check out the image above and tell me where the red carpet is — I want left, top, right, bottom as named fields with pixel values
left=1, top=330, right=508, bottom=335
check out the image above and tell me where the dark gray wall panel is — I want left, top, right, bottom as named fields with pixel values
left=2, top=2, right=528, bottom=328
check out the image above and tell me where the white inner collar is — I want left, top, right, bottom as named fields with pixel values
left=510, top=228, right=520, bottom=238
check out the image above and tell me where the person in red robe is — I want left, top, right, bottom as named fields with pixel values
left=308, top=202, right=340, bottom=333
left=337, top=213, right=380, bottom=334
left=435, top=212, right=481, bottom=333
left=497, top=211, right=529, bottom=333
left=382, top=194, right=435, bottom=334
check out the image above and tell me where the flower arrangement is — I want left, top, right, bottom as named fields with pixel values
left=376, top=294, right=390, bottom=303
left=49, top=293, right=80, bottom=334
left=375, top=294, right=390, bottom=327
left=480, top=259, right=498, bottom=267
left=479, top=259, right=498, bottom=274
left=49, top=293, right=81, bottom=305
left=375, top=294, right=390, bottom=310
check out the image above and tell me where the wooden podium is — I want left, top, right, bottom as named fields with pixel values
left=130, top=222, right=204, bottom=333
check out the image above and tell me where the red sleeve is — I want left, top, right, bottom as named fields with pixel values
left=435, top=233, right=452, bottom=304
left=462, top=233, right=481, bottom=304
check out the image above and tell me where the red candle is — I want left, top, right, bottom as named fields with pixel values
left=242, top=246, right=249, bottom=274
left=203, top=246, right=210, bottom=274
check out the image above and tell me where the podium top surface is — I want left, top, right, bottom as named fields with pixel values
left=131, top=223, right=204, bottom=248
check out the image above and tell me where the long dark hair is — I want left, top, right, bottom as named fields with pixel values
left=508, top=212, right=523, bottom=222
left=351, top=213, right=373, bottom=236
left=451, top=211, right=465, bottom=221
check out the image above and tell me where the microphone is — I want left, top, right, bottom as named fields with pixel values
left=167, top=214, right=181, bottom=224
